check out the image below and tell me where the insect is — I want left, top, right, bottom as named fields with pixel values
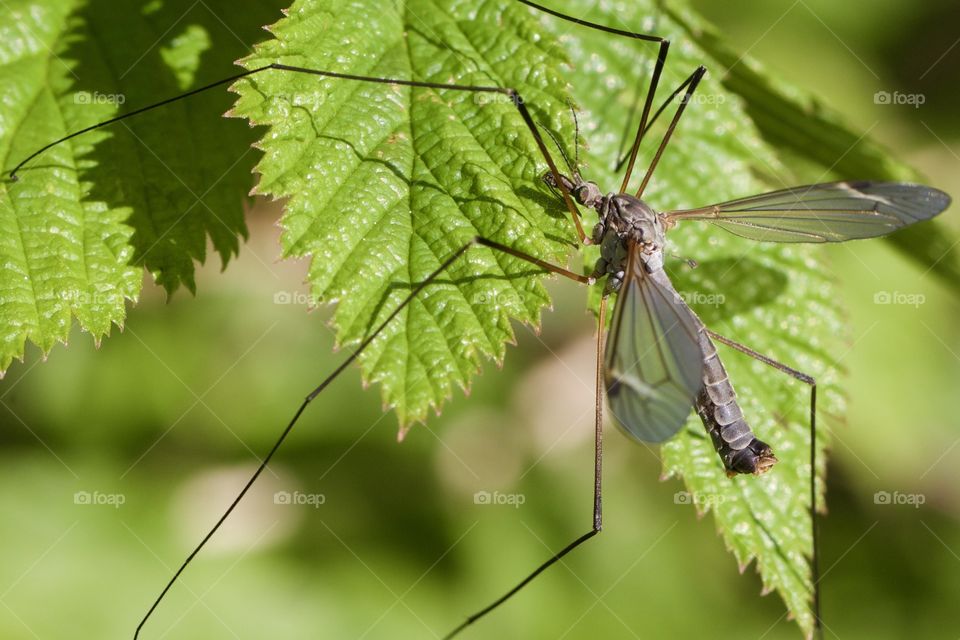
left=6, top=1, right=951, bottom=638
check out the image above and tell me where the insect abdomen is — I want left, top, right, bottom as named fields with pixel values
left=695, top=329, right=778, bottom=476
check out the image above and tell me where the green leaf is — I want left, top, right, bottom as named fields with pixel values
left=2, top=0, right=924, bottom=633
left=231, top=0, right=579, bottom=427
left=230, top=0, right=854, bottom=633
left=0, top=0, right=286, bottom=373
left=0, top=0, right=139, bottom=370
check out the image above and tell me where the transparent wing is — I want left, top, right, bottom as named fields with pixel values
left=604, top=249, right=703, bottom=443
left=664, top=181, right=951, bottom=243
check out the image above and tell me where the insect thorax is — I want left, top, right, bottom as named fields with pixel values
left=593, top=194, right=666, bottom=292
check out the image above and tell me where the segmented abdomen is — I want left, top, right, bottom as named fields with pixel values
left=695, top=326, right=777, bottom=476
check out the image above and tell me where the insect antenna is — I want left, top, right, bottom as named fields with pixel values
left=539, top=102, right=586, bottom=205
left=541, top=116, right=577, bottom=177
left=570, top=101, right=582, bottom=172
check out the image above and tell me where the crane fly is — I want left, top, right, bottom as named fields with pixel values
left=5, top=0, right=951, bottom=638
left=565, top=174, right=949, bottom=474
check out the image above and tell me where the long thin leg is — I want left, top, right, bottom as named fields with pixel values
left=517, top=0, right=661, bottom=43
left=513, top=1, right=669, bottom=194
left=635, top=65, right=706, bottom=199
left=614, top=0, right=666, bottom=171
left=443, top=295, right=608, bottom=640
left=8, top=63, right=589, bottom=242
left=706, top=329, right=822, bottom=636
left=476, top=237, right=594, bottom=284
left=615, top=67, right=706, bottom=173
left=518, top=1, right=708, bottom=210
left=613, top=4, right=662, bottom=169
left=620, top=40, right=670, bottom=194
left=132, top=236, right=592, bottom=639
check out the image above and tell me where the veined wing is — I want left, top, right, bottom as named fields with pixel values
left=604, top=246, right=703, bottom=443
left=664, top=181, right=951, bottom=243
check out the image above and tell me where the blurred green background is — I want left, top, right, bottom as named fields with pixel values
left=2, top=0, right=959, bottom=638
